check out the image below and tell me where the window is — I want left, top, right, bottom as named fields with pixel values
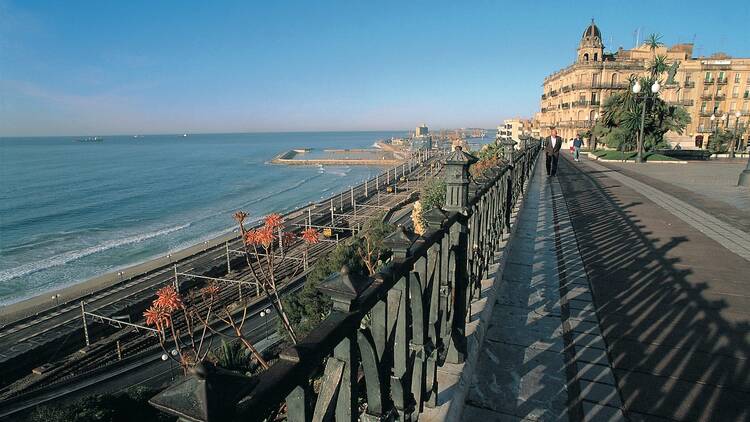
left=584, top=53, right=589, bottom=62
left=744, top=102, right=749, bottom=112
left=701, top=101, right=707, bottom=112
left=705, top=71, right=712, bottom=82
left=592, top=73, right=599, bottom=85
left=594, top=53, right=598, bottom=62
left=685, top=73, right=692, bottom=83
left=719, top=71, right=726, bottom=82
left=733, top=86, right=740, bottom=98
left=730, top=102, right=736, bottom=112
left=735, top=73, right=742, bottom=83
left=703, top=87, right=710, bottom=97
left=611, top=73, right=618, bottom=84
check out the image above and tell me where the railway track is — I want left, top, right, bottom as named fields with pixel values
left=0, top=151, right=444, bottom=407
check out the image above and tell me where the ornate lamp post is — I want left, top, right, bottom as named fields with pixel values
left=730, top=111, right=741, bottom=158
left=591, top=112, right=599, bottom=151
left=259, top=308, right=272, bottom=340
left=632, top=80, right=661, bottom=163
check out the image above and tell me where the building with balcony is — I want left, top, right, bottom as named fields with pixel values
left=497, top=118, right=538, bottom=144
left=536, top=20, right=750, bottom=149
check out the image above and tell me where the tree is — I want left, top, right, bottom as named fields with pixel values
left=351, top=215, right=395, bottom=276
left=707, top=129, right=734, bottom=153
left=599, top=75, right=691, bottom=152
left=645, top=33, right=664, bottom=55
left=418, top=177, right=446, bottom=212
left=282, top=215, right=393, bottom=340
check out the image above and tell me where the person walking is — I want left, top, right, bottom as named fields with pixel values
left=573, top=136, right=583, bottom=162
left=545, top=127, right=562, bottom=176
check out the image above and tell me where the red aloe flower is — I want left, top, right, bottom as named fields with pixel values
left=154, top=286, right=183, bottom=312
left=245, top=229, right=259, bottom=246
left=264, top=213, right=283, bottom=229
left=233, top=211, right=248, bottom=225
left=144, top=305, right=170, bottom=329
left=301, top=228, right=320, bottom=244
left=255, top=227, right=275, bottom=247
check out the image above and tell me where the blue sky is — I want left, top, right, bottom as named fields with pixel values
left=1, top=0, right=749, bottom=136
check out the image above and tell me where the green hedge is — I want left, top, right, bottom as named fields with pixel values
left=591, top=150, right=677, bottom=162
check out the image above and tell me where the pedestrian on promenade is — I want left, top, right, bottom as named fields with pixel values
left=573, top=136, right=583, bottom=162
left=545, top=127, right=562, bottom=176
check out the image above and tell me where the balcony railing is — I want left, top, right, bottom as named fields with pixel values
left=561, top=85, right=571, bottom=93
left=684, top=81, right=696, bottom=88
left=149, top=144, right=543, bottom=422
left=700, top=94, right=713, bottom=100
left=704, top=78, right=715, bottom=85
left=541, top=94, right=547, bottom=100
left=572, top=100, right=590, bottom=107
left=590, top=82, right=628, bottom=90
left=697, top=126, right=713, bottom=133
left=715, top=93, right=726, bottom=99
left=669, top=99, right=694, bottom=107
left=699, top=110, right=712, bottom=117
left=550, top=90, right=559, bottom=97
left=717, top=78, right=728, bottom=85
left=590, top=100, right=601, bottom=106
left=561, top=102, right=570, bottom=109
left=556, top=120, right=594, bottom=128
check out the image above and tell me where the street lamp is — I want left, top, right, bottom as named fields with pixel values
left=632, top=80, right=660, bottom=163
left=591, top=112, right=600, bottom=151
left=260, top=308, right=272, bottom=340
left=731, top=111, right=742, bottom=159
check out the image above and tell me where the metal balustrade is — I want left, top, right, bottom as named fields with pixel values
left=149, top=143, right=542, bottom=422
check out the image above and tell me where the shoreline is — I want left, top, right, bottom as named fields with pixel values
left=0, top=203, right=311, bottom=325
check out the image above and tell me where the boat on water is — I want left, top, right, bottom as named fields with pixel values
left=74, top=137, right=104, bottom=143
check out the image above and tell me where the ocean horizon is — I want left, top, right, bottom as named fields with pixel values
left=0, top=131, right=413, bottom=306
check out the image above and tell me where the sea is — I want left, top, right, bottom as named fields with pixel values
left=0, top=131, right=409, bottom=306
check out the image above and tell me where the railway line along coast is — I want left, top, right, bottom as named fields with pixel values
left=0, top=149, right=443, bottom=419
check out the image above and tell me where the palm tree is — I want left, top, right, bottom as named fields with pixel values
left=649, top=55, right=669, bottom=78
left=645, top=33, right=664, bottom=55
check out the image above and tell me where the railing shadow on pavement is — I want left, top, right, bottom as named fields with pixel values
left=556, top=156, right=750, bottom=421
left=148, top=142, right=543, bottom=422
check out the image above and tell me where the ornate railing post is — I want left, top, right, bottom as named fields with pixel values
left=382, top=226, right=417, bottom=420
left=149, top=362, right=257, bottom=422
left=442, top=146, right=476, bottom=364
left=317, top=266, right=372, bottom=422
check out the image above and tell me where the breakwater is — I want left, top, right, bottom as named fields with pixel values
left=272, top=145, right=405, bottom=166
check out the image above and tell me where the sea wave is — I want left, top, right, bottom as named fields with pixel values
left=0, top=223, right=191, bottom=283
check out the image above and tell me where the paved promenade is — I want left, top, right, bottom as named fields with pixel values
left=463, top=154, right=750, bottom=421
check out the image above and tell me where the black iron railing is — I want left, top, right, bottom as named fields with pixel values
left=149, top=143, right=542, bottom=422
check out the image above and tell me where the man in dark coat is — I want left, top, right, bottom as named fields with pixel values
left=545, top=127, right=563, bottom=176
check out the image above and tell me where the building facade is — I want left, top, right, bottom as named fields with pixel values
left=497, top=118, right=539, bottom=143
left=536, top=20, right=750, bottom=149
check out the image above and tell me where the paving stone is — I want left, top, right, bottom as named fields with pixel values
left=581, top=401, right=626, bottom=422
left=462, top=404, right=537, bottom=421
left=575, top=361, right=617, bottom=386
left=466, top=344, right=568, bottom=421
left=579, top=379, right=622, bottom=408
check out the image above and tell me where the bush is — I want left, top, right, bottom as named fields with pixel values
left=27, top=387, right=174, bottom=422
left=419, top=177, right=445, bottom=212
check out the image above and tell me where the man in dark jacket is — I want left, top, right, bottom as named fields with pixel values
left=545, top=127, right=563, bottom=176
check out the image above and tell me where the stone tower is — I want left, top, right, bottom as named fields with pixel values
left=577, top=19, right=604, bottom=63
